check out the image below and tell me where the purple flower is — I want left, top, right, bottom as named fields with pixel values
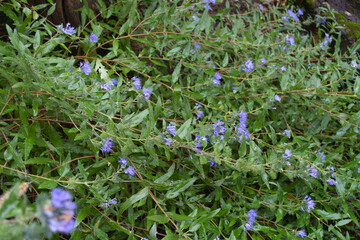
left=48, top=217, right=75, bottom=234
left=321, top=33, right=332, bottom=49
left=261, top=57, right=266, bottom=64
left=243, top=59, right=254, bottom=72
left=195, top=42, right=201, bottom=49
left=51, top=188, right=72, bottom=209
left=203, top=0, right=214, bottom=10
left=80, top=61, right=91, bottom=75
left=101, top=138, right=114, bottom=154
left=284, top=130, right=291, bottom=137
left=327, top=178, right=338, bottom=186
left=100, top=82, right=113, bottom=91
left=281, top=66, right=287, bottom=71
left=59, top=23, right=76, bottom=35
left=118, top=158, right=127, bottom=167
left=132, top=76, right=142, bottom=89
left=274, top=94, right=281, bottom=102
left=195, top=134, right=202, bottom=149
left=212, top=120, right=226, bottom=139
left=351, top=60, right=358, bottom=68
left=214, top=237, right=220, bottom=240
left=282, top=15, right=289, bottom=22
left=317, top=149, right=326, bottom=161
left=259, top=4, right=264, bottom=11
left=196, top=110, right=204, bottom=119
left=143, top=88, right=152, bottom=99
left=283, top=149, right=292, bottom=160
left=288, top=9, right=299, bottom=21
left=214, top=72, right=221, bottom=80
left=308, top=165, right=318, bottom=178
left=111, top=79, right=118, bottom=86
left=358, top=167, right=360, bottom=174
left=213, top=79, right=221, bottom=86
left=125, top=166, right=136, bottom=178
left=167, top=124, right=177, bottom=136
left=213, top=72, right=222, bottom=86
left=208, top=158, right=217, bottom=167
left=303, top=195, right=315, bottom=212
left=298, top=9, right=304, bottom=16
left=243, top=209, right=257, bottom=231
left=236, top=111, right=250, bottom=142
left=192, top=15, right=199, bottom=20
left=296, top=230, right=307, bottom=238
left=101, top=198, right=118, bottom=208
left=46, top=188, right=76, bottom=234
left=90, top=33, right=98, bottom=43
left=165, top=138, right=172, bottom=146
left=285, top=35, right=295, bottom=45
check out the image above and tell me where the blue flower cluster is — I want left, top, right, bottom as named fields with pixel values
left=59, top=23, right=76, bottom=35
left=213, top=72, right=222, bottom=86
left=125, top=166, right=136, bottom=178
left=302, top=195, right=315, bottom=212
left=101, top=137, right=114, bottom=154
left=100, top=198, right=118, bottom=208
left=296, top=230, right=307, bottom=238
left=208, top=157, right=217, bottom=167
left=195, top=103, right=204, bottom=119
left=203, top=0, right=216, bottom=10
left=235, top=111, right=250, bottom=142
left=100, top=79, right=117, bottom=91
left=132, top=76, right=142, bottom=89
left=80, top=61, right=91, bottom=75
left=90, top=33, right=98, bottom=43
left=212, top=120, right=226, bottom=140
left=243, top=209, right=257, bottom=231
left=242, top=59, right=254, bottom=72
left=167, top=124, right=177, bottom=136
left=43, top=188, right=76, bottom=234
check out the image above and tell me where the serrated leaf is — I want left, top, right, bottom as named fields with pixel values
left=74, top=129, right=92, bottom=141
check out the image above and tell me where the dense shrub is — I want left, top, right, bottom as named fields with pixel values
left=1, top=0, right=360, bottom=239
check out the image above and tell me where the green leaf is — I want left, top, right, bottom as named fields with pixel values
left=119, top=187, right=149, bottom=214
left=94, top=228, right=109, bottom=240
left=154, top=164, right=175, bottom=184
left=354, top=77, right=360, bottom=93
left=176, top=118, right=191, bottom=139
left=76, top=205, right=92, bottom=226
left=336, top=219, right=352, bottom=227
left=24, top=157, right=53, bottom=164
left=166, top=212, right=193, bottom=221
left=166, top=177, right=197, bottom=199
left=130, top=109, right=149, bottom=127
left=147, top=215, right=169, bottom=224
left=167, top=47, right=182, bottom=57
left=171, top=62, right=182, bottom=83
left=74, top=129, right=92, bottom=141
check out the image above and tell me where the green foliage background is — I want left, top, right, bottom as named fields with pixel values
left=1, top=0, right=360, bottom=239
